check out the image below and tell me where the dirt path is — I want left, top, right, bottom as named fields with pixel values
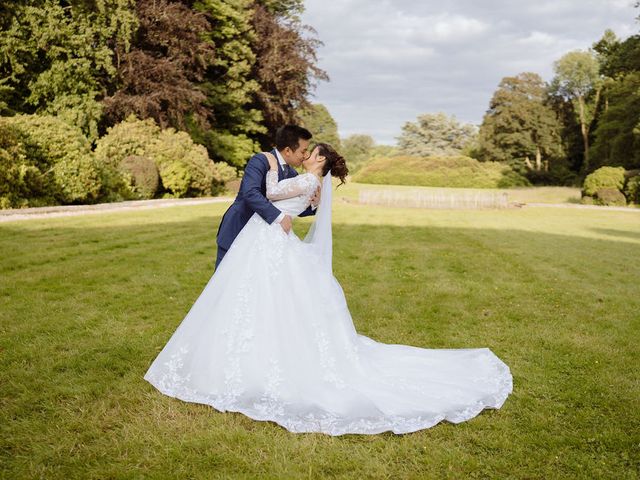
left=0, top=197, right=233, bottom=222
left=521, top=202, right=640, bottom=213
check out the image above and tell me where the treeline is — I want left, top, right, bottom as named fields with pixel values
left=386, top=27, right=640, bottom=204
left=397, top=29, right=640, bottom=186
left=477, top=29, right=639, bottom=186
left=0, top=0, right=325, bottom=208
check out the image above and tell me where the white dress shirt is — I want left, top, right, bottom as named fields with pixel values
left=273, top=149, right=287, bottom=224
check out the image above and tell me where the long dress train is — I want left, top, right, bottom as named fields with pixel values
left=143, top=171, right=513, bottom=435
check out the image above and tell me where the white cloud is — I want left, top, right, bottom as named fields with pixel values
left=301, top=0, right=639, bottom=144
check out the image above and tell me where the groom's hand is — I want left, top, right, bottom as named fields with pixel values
left=311, top=186, right=321, bottom=208
left=280, top=215, right=293, bottom=233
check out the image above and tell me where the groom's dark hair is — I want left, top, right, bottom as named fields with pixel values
left=275, top=124, right=312, bottom=151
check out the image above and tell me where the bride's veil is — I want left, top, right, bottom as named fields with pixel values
left=303, top=171, right=333, bottom=273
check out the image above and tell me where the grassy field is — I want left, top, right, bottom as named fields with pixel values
left=1, top=197, right=639, bottom=479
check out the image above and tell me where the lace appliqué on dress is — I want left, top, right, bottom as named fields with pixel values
left=266, top=171, right=319, bottom=205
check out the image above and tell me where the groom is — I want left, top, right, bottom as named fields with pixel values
left=215, top=124, right=319, bottom=269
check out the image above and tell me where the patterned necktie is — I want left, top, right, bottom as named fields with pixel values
left=283, top=163, right=291, bottom=178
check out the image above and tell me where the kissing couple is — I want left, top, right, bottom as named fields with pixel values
left=144, top=124, right=513, bottom=436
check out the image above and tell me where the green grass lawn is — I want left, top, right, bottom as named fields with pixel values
left=1, top=198, right=639, bottom=479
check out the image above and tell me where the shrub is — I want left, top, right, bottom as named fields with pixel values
left=1, top=114, right=102, bottom=205
left=146, top=128, right=216, bottom=197
left=119, top=156, right=160, bottom=199
left=623, top=174, right=640, bottom=204
left=582, top=166, right=626, bottom=197
left=594, top=188, right=627, bottom=206
left=353, top=155, right=531, bottom=189
left=96, top=116, right=235, bottom=197
left=0, top=121, right=53, bottom=208
left=94, top=116, right=160, bottom=169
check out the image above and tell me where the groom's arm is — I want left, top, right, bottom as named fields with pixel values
left=298, top=205, right=317, bottom=217
left=241, top=154, right=282, bottom=224
left=298, top=186, right=319, bottom=217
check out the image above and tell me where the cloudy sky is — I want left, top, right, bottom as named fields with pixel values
left=300, top=0, right=638, bottom=144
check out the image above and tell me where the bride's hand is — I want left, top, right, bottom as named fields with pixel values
left=263, top=152, right=278, bottom=171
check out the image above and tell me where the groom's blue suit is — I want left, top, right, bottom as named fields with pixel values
left=215, top=149, right=316, bottom=269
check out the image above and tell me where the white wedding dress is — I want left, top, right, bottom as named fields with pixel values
left=144, top=170, right=513, bottom=435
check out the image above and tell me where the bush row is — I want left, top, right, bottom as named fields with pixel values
left=352, top=155, right=531, bottom=189
left=0, top=114, right=238, bottom=209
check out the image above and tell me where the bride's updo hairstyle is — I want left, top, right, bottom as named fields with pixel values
left=317, top=142, right=348, bottom=186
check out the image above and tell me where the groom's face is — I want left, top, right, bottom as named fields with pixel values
left=283, top=138, right=311, bottom=167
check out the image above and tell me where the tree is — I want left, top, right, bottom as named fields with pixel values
left=191, top=0, right=264, bottom=168
left=0, top=0, right=137, bottom=141
left=0, top=0, right=328, bottom=171
left=298, top=103, right=340, bottom=148
left=552, top=50, right=604, bottom=172
left=478, top=73, right=564, bottom=176
left=588, top=28, right=640, bottom=171
left=102, top=0, right=215, bottom=133
left=591, top=76, right=640, bottom=170
left=398, top=112, right=476, bottom=157
left=249, top=3, right=327, bottom=146
left=594, top=30, right=640, bottom=78
left=341, top=134, right=375, bottom=173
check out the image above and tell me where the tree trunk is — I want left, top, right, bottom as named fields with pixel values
left=535, top=146, right=542, bottom=171
left=578, top=95, right=589, bottom=172
left=524, top=156, right=533, bottom=170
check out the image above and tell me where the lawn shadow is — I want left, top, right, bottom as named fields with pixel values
left=590, top=227, right=640, bottom=240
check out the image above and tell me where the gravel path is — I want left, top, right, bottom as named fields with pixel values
left=0, top=196, right=233, bottom=222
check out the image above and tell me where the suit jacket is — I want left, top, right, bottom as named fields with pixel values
left=216, top=149, right=316, bottom=251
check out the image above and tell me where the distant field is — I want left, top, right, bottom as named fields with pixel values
left=1, top=198, right=638, bottom=478
left=339, top=180, right=582, bottom=205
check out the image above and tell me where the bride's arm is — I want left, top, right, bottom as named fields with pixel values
left=263, top=152, right=311, bottom=201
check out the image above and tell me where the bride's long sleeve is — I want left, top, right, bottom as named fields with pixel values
left=266, top=171, right=316, bottom=201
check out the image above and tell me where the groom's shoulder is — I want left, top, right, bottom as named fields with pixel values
left=246, top=151, right=269, bottom=168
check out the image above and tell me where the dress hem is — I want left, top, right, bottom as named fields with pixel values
left=143, top=363, right=513, bottom=436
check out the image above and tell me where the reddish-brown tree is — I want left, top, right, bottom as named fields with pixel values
left=103, top=0, right=215, bottom=131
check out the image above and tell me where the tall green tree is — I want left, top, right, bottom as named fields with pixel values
left=298, top=103, right=340, bottom=148
left=591, top=30, right=640, bottom=170
left=0, top=0, right=137, bottom=141
left=398, top=112, right=476, bottom=157
left=191, top=0, right=264, bottom=167
left=551, top=50, right=604, bottom=172
left=594, top=30, right=640, bottom=78
left=478, top=73, right=564, bottom=176
left=249, top=3, right=327, bottom=146
left=591, top=72, right=640, bottom=169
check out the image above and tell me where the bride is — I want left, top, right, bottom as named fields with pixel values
left=144, top=142, right=513, bottom=436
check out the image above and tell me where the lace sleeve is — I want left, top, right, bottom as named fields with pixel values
left=266, top=172, right=318, bottom=200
